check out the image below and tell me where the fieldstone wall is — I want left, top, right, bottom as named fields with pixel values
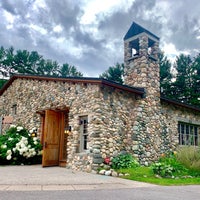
left=0, top=77, right=139, bottom=171
left=161, top=101, right=200, bottom=141
left=124, top=32, right=200, bottom=165
left=124, top=34, right=164, bottom=165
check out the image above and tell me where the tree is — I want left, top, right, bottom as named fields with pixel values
left=0, top=46, right=15, bottom=78
left=0, top=79, right=7, bottom=89
left=0, top=46, right=83, bottom=78
left=13, top=50, right=45, bottom=75
left=189, top=54, right=200, bottom=107
left=99, top=63, right=124, bottom=84
left=172, top=54, right=193, bottom=103
left=59, top=63, right=83, bottom=77
left=159, top=52, right=173, bottom=97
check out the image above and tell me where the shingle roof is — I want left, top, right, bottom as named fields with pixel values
left=124, top=21, right=159, bottom=41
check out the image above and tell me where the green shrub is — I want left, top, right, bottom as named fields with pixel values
left=111, top=153, right=139, bottom=169
left=151, top=152, right=187, bottom=177
left=151, top=162, right=174, bottom=177
left=176, top=146, right=200, bottom=176
left=0, top=125, right=42, bottom=165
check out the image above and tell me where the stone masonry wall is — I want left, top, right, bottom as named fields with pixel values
left=124, top=32, right=200, bottom=165
left=0, top=77, right=139, bottom=171
left=161, top=101, right=200, bottom=145
left=124, top=34, right=164, bottom=165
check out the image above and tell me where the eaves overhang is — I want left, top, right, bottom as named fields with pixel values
left=0, top=74, right=145, bottom=97
left=161, top=96, right=200, bottom=113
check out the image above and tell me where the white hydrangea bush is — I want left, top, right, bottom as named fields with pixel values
left=0, top=125, right=42, bottom=165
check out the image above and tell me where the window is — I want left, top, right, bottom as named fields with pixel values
left=178, top=122, right=199, bottom=146
left=79, top=116, right=88, bottom=152
left=12, top=104, right=17, bottom=115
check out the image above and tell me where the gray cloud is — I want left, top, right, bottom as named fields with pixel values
left=167, top=15, right=200, bottom=53
left=0, top=0, right=200, bottom=77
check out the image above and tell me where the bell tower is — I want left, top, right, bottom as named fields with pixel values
left=124, top=22, right=162, bottom=165
left=124, top=21, right=160, bottom=99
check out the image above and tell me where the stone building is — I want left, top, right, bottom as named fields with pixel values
left=0, top=22, right=200, bottom=171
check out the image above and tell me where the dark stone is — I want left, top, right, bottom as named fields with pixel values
left=93, top=158, right=103, bottom=164
left=93, top=145, right=101, bottom=149
left=90, top=132, right=100, bottom=138
left=132, top=134, right=138, bottom=140
left=93, top=153, right=102, bottom=159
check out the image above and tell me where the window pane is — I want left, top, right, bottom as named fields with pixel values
left=79, top=116, right=88, bottom=152
left=194, top=127, right=198, bottom=146
left=178, top=122, right=199, bottom=146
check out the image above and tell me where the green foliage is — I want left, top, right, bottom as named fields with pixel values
left=159, top=51, right=173, bottom=97
left=0, top=79, right=7, bottom=89
left=59, top=63, right=83, bottom=77
left=0, top=45, right=83, bottom=79
left=151, top=162, right=174, bottom=177
left=0, top=125, right=42, bottom=165
left=161, top=53, right=200, bottom=108
left=159, top=51, right=172, bottom=83
left=176, top=146, right=200, bottom=176
left=119, top=166, right=200, bottom=186
left=151, top=152, right=187, bottom=177
left=111, top=153, right=139, bottom=169
left=100, top=63, right=124, bottom=84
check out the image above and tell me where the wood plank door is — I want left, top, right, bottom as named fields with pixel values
left=42, top=110, right=61, bottom=167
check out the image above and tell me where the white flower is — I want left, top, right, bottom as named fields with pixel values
left=19, top=150, right=23, bottom=155
left=6, top=155, right=12, bottom=160
left=16, top=143, right=20, bottom=149
left=8, top=137, right=13, bottom=141
left=1, top=144, right=7, bottom=149
left=34, top=141, right=38, bottom=145
left=6, top=150, right=12, bottom=155
left=10, top=125, right=16, bottom=128
left=20, top=143, right=25, bottom=148
left=24, top=140, right=28, bottom=145
left=17, top=126, right=23, bottom=132
left=21, top=136, right=27, bottom=142
left=30, top=148, right=35, bottom=152
left=33, top=137, right=37, bottom=141
left=23, top=147, right=28, bottom=152
left=23, top=152, right=28, bottom=157
left=13, top=148, right=16, bottom=153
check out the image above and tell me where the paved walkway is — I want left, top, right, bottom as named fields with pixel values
left=0, top=165, right=156, bottom=191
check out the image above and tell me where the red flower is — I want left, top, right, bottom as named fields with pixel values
left=104, top=157, right=110, bottom=164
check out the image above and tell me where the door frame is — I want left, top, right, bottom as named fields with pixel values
left=37, top=108, right=69, bottom=167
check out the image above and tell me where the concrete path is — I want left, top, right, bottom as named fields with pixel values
left=0, top=165, right=156, bottom=191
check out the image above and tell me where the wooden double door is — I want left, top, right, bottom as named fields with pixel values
left=41, top=110, right=68, bottom=167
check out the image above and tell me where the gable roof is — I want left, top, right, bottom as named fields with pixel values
left=124, top=21, right=159, bottom=41
left=0, top=74, right=145, bottom=96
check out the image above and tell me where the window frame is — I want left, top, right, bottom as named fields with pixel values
left=79, top=116, right=88, bottom=152
left=178, top=122, right=199, bottom=146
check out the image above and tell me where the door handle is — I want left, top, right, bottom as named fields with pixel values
left=44, top=142, right=47, bottom=148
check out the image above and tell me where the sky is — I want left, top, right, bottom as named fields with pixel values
left=0, top=0, right=200, bottom=77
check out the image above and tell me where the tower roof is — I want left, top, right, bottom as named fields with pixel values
left=124, top=21, right=159, bottom=41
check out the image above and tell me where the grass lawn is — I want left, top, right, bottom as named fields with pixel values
left=118, top=167, right=200, bottom=186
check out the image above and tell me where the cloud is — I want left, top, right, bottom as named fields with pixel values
left=0, top=0, right=200, bottom=77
